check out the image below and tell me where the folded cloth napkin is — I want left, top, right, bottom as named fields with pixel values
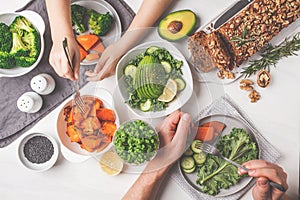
left=169, top=94, right=281, bottom=200
left=0, top=0, right=135, bottom=148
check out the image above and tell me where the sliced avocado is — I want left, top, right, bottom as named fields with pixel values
left=158, top=9, right=197, bottom=41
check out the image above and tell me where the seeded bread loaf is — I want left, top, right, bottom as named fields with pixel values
left=188, top=0, right=300, bottom=79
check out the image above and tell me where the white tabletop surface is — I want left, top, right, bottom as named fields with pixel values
left=0, top=0, right=299, bottom=200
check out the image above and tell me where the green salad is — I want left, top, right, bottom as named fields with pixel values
left=123, top=46, right=186, bottom=112
left=181, top=128, right=258, bottom=196
left=113, top=120, right=159, bottom=165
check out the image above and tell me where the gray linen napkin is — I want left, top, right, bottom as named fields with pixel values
left=169, top=94, right=281, bottom=200
left=0, top=0, right=135, bottom=148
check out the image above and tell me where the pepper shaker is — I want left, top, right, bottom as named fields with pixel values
left=17, top=92, right=43, bottom=113
left=30, top=73, right=55, bottom=95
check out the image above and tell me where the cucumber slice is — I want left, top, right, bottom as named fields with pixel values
left=193, top=152, right=206, bottom=166
left=183, top=147, right=194, bottom=156
left=191, top=140, right=202, bottom=154
left=146, top=46, right=159, bottom=54
left=124, top=64, right=137, bottom=78
left=180, top=156, right=195, bottom=170
left=183, top=165, right=196, bottom=174
left=174, top=78, right=186, bottom=91
left=139, top=99, right=152, bottom=112
left=161, top=61, right=172, bottom=74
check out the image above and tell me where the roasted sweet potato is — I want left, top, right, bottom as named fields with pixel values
left=66, top=125, right=81, bottom=143
left=101, top=122, right=117, bottom=136
left=77, top=34, right=99, bottom=51
left=96, top=108, right=116, bottom=122
left=78, top=44, right=88, bottom=61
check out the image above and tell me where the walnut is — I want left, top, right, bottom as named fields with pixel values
left=240, top=79, right=254, bottom=90
left=257, top=70, right=271, bottom=88
left=249, top=90, right=260, bottom=103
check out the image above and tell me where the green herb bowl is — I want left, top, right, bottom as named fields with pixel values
left=112, top=119, right=159, bottom=165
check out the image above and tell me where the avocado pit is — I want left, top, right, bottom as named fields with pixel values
left=168, top=20, right=183, bottom=34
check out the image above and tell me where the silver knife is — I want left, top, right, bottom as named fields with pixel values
left=201, top=0, right=254, bottom=34
left=214, top=0, right=253, bottom=29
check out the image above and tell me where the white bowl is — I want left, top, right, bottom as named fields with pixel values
left=18, top=133, right=59, bottom=172
left=0, top=10, right=45, bottom=77
left=116, top=41, right=193, bottom=118
left=56, top=88, right=119, bottom=162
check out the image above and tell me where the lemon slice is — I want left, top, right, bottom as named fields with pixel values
left=158, top=79, right=177, bottom=102
left=99, top=150, right=123, bottom=176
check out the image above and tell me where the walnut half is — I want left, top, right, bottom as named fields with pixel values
left=257, top=70, right=271, bottom=88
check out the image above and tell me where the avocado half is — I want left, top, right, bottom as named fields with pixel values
left=158, top=9, right=197, bottom=41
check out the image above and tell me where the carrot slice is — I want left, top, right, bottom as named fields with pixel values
left=77, top=34, right=99, bottom=51
left=201, top=121, right=226, bottom=134
left=78, top=44, right=88, bottom=61
left=195, top=127, right=215, bottom=142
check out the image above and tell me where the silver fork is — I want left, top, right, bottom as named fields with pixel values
left=62, top=38, right=87, bottom=114
left=200, top=142, right=286, bottom=192
left=200, top=142, right=249, bottom=171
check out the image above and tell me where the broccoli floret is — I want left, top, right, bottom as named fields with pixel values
left=0, top=51, right=16, bottom=69
left=10, top=32, right=30, bottom=57
left=0, top=22, right=13, bottom=52
left=88, top=10, right=114, bottom=36
left=10, top=16, right=34, bottom=35
left=15, top=56, right=36, bottom=68
left=71, top=4, right=87, bottom=34
left=22, top=30, right=41, bottom=58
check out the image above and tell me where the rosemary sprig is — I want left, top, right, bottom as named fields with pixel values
left=230, top=24, right=255, bottom=47
left=241, top=32, right=300, bottom=78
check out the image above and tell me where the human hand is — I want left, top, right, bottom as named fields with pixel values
left=238, top=160, right=288, bottom=200
left=49, top=36, right=80, bottom=80
left=85, top=42, right=124, bottom=81
left=144, top=111, right=192, bottom=172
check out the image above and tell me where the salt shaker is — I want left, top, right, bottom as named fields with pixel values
left=17, top=92, right=43, bottom=113
left=30, top=73, right=55, bottom=95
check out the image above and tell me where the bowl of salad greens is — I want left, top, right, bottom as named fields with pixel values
left=116, top=41, right=193, bottom=118
left=113, top=119, right=159, bottom=165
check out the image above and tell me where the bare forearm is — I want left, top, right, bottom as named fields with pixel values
left=117, top=0, right=173, bottom=53
left=45, top=0, right=74, bottom=41
left=123, top=165, right=171, bottom=200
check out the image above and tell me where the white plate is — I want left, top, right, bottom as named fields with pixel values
left=116, top=40, right=194, bottom=118
left=0, top=10, right=45, bottom=77
left=71, top=0, right=122, bottom=66
left=179, top=114, right=260, bottom=197
left=18, top=132, right=59, bottom=172
left=56, top=87, right=120, bottom=162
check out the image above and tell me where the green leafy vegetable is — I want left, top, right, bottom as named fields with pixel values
left=241, top=32, right=300, bottom=77
left=88, top=9, right=114, bottom=36
left=0, top=16, right=40, bottom=69
left=71, top=4, right=87, bottom=34
left=124, top=46, right=184, bottom=112
left=0, top=22, right=12, bottom=52
left=197, top=128, right=258, bottom=196
left=113, top=120, right=159, bottom=165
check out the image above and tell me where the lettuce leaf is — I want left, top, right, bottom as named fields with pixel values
left=197, top=128, right=258, bottom=196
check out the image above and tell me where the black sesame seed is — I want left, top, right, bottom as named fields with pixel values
left=23, top=136, right=54, bottom=164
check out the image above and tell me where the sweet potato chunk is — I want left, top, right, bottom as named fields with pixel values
left=96, top=108, right=116, bottom=122
left=101, top=122, right=117, bottom=136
